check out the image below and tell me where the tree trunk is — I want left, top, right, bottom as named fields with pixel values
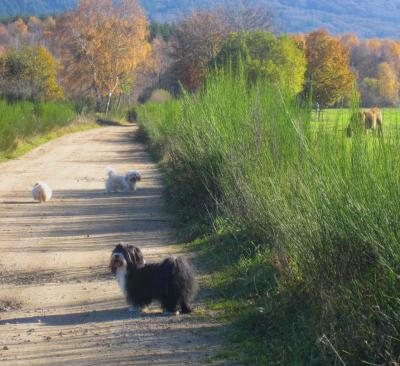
left=105, top=78, right=119, bottom=115
left=116, top=93, right=122, bottom=110
left=105, top=92, right=113, bottom=115
left=94, top=86, right=102, bottom=112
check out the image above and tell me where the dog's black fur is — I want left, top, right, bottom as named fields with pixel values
left=110, top=243, right=198, bottom=314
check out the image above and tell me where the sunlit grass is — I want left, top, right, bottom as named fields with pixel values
left=0, top=101, right=102, bottom=161
left=137, top=69, right=400, bottom=365
left=0, top=115, right=99, bottom=161
left=0, top=100, right=76, bottom=154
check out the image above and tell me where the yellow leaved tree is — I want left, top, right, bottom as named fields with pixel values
left=52, top=0, right=151, bottom=112
left=377, top=62, right=399, bottom=105
left=305, top=29, right=355, bottom=108
left=0, top=45, right=63, bottom=102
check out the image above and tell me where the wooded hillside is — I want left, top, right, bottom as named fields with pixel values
left=1, top=0, right=399, bottom=38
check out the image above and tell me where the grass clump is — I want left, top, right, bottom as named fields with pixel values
left=137, top=69, right=400, bottom=365
left=0, top=99, right=76, bottom=154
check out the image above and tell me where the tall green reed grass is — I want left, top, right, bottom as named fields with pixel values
left=137, top=69, right=400, bottom=365
left=0, top=100, right=76, bottom=153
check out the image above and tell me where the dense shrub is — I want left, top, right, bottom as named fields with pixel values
left=216, top=31, right=306, bottom=96
left=137, top=69, right=400, bottom=365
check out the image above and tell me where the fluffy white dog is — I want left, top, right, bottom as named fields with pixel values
left=105, top=168, right=141, bottom=193
left=32, top=182, right=52, bottom=203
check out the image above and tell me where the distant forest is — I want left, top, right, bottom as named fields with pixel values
left=0, top=0, right=76, bottom=17
left=1, top=0, right=400, bottom=38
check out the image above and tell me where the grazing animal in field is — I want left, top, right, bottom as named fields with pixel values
left=110, top=243, right=198, bottom=315
left=32, top=182, right=52, bottom=203
left=347, top=108, right=383, bottom=137
left=105, top=168, right=141, bottom=193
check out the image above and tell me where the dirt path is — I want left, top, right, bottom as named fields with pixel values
left=0, top=126, right=230, bottom=365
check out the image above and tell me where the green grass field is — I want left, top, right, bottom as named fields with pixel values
left=312, top=108, right=400, bottom=127
left=137, top=70, right=400, bottom=365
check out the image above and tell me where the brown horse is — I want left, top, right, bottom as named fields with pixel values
left=347, top=108, right=383, bottom=137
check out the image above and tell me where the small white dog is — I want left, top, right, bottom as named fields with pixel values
left=32, top=182, right=52, bottom=203
left=105, top=168, right=141, bottom=193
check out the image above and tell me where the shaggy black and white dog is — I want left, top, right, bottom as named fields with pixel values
left=110, top=243, right=198, bottom=314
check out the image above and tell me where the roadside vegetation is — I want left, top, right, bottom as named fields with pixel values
left=0, top=100, right=77, bottom=156
left=137, top=67, right=400, bottom=365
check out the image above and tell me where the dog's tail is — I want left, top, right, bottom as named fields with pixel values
left=107, top=167, right=117, bottom=178
left=171, top=257, right=198, bottom=313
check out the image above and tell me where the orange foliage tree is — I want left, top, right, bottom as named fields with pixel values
left=52, top=0, right=151, bottom=112
left=377, top=62, right=399, bottom=105
left=347, top=38, right=400, bottom=106
left=0, top=17, right=49, bottom=50
left=340, top=33, right=361, bottom=49
left=305, top=29, right=355, bottom=108
left=291, top=33, right=306, bottom=50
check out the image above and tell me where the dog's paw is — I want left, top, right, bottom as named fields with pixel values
left=128, top=306, right=147, bottom=314
left=164, top=310, right=180, bottom=316
left=128, top=306, right=139, bottom=313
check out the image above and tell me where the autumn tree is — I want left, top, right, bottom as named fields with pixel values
left=291, top=33, right=306, bottom=50
left=217, top=0, right=274, bottom=33
left=0, top=17, right=53, bottom=51
left=346, top=38, right=400, bottom=106
left=0, top=46, right=63, bottom=101
left=138, top=35, right=177, bottom=101
left=26, top=16, right=45, bottom=45
left=216, top=31, right=306, bottom=96
left=8, top=18, right=29, bottom=49
left=305, top=29, right=355, bottom=108
left=171, top=2, right=275, bottom=93
left=350, top=39, right=384, bottom=81
left=340, top=33, right=361, bottom=49
left=0, top=24, right=10, bottom=46
left=52, top=0, right=151, bottom=112
left=377, top=62, right=399, bottom=105
left=172, top=10, right=230, bottom=92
